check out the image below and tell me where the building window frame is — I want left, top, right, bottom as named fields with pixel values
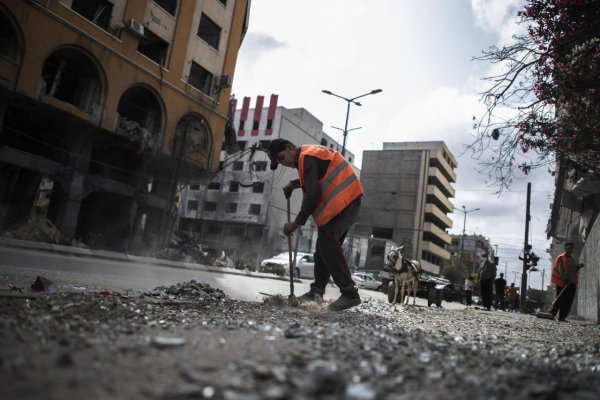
left=252, top=182, right=265, bottom=193
left=188, top=61, right=213, bottom=95
left=152, top=0, right=178, bottom=16
left=187, top=200, right=199, bottom=211
left=197, top=13, right=221, bottom=50
left=249, top=204, right=261, bottom=216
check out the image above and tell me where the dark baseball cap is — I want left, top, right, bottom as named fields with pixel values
left=266, top=138, right=294, bottom=170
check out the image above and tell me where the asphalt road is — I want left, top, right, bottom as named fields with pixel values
left=3, top=243, right=598, bottom=400
left=0, top=244, right=465, bottom=309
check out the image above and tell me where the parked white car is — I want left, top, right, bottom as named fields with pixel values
left=352, top=273, right=383, bottom=291
left=259, top=252, right=314, bottom=278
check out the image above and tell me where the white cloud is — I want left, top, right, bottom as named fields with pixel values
left=470, top=0, right=523, bottom=34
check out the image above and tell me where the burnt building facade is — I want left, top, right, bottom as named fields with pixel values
left=0, top=0, right=249, bottom=251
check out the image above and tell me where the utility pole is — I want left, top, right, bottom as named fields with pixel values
left=520, top=182, right=531, bottom=308
left=541, top=269, right=545, bottom=290
left=504, top=261, right=508, bottom=278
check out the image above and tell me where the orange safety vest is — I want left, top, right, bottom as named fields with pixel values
left=298, top=145, right=364, bottom=226
left=551, top=252, right=578, bottom=286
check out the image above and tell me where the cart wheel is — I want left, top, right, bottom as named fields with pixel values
left=387, top=282, right=396, bottom=303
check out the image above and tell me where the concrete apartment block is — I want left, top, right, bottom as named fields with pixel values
left=356, top=141, right=457, bottom=276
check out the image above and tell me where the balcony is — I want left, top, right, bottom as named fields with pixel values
left=429, top=151, right=457, bottom=183
left=423, top=222, right=451, bottom=245
left=428, top=167, right=455, bottom=198
left=424, top=203, right=452, bottom=229
left=422, top=240, right=451, bottom=260
left=426, top=184, right=454, bottom=214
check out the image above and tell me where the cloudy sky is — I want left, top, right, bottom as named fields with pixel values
left=231, top=0, right=555, bottom=289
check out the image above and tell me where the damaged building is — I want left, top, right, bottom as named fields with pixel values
left=0, top=0, right=249, bottom=252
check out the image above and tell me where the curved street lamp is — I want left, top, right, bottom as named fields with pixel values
left=321, top=89, right=382, bottom=157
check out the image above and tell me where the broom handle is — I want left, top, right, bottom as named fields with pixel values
left=287, top=196, right=294, bottom=296
left=547, top=282, right=573, bottom=311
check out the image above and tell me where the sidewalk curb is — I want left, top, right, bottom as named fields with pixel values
left=0, top=237, right=301, bottom=284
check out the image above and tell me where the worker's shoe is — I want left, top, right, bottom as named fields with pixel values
left=298, top=291, right=323, bottom=304
left=328, top=292, right=361, bottom=312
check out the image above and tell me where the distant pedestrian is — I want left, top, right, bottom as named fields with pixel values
left=494, top=273, right=507, bottom=310
left=506, top=283, right=518, bottom=311
left=549, top=242, right=585, bottom=322
left=478, top=252, right=496, bottom=311
left=464, top=275, right=475, bottom=307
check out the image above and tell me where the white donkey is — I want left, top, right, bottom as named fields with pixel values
left=387, top=245, right=422, bottom=305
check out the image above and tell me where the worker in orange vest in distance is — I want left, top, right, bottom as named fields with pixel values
left=267, top=139, right=364, bottom=312
left=549, top=241, right=584, bottom=322
left=506, top=283, right=518, bottom=312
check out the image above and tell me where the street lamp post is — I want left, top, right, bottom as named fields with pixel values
left=321, top=89, right=382, bottom=157
left=455, top=205, right=481, bottom=281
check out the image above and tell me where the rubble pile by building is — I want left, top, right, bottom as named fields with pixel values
left=154, top=231, right=232, bottom=267
left=8, top=217, right=69, bottom=245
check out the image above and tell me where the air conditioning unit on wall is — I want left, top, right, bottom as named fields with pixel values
left=214, top=75, right=232, bottom=88
left=127, top=19, right=145, bottom=37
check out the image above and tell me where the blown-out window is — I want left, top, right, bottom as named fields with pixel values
left=197, top=13, right=221, bottom=50
left=187, top=200, right=199, bottom=211
left=138, top=29, right=169, bottom=65
left=153, top=0, right=177, bottom=15
left=249, top=204, right=261, bottom=215
left=71, top=0, right=113, bottom=31
left=189, top=62, right=213, bottom=95
left=252, top=182, right=264, bottom=193
left=41, top=48, right=102, bottom=113
left=174, top=115, right=210, bottom=154
left=0, top=12, right=20, bottom=61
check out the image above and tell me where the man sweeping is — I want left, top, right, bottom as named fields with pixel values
left=549, top=242, right=584, bottom=322
left=266, top=139, right=363, bottom=311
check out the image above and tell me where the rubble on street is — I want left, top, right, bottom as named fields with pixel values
left=1, top=279, right=599, bottom=400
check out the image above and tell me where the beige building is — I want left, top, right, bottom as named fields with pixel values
left=0, top=0, right=249, bottom=251
left=355, top=141, right=457, bottom=275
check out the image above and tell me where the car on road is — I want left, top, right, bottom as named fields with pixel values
left=259, top=252, right=314, bottom=278
left=352, top=273, right=383, bottom=291
left=442, top=283, right=465, bottom=303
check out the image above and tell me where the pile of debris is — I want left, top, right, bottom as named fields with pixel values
left=154, top=231, right=233, bottom=267
left=146, top=279, right=229, bottom=303
left=7, top=217, right=84, bottom=246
